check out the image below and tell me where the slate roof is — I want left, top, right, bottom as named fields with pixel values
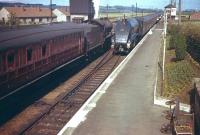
left=4, top=7, right=56, bottom=18
left=0, top=23, right=96, bottom=51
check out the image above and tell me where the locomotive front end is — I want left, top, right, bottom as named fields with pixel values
left=112, top=20, right=131, bottom=54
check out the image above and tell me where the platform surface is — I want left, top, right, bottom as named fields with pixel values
left=65, top=24, right=166, bottom=135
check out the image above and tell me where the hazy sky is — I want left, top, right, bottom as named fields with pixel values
left=0, top=0, right=200, bottom=9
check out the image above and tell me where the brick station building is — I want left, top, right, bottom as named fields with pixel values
left=190, top=12, right=200, bottom=21
left=0, top=6, right=57, bottom=25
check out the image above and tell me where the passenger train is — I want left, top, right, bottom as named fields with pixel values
left=0, top=19, right=112, bottom=98
left=112, top=13, right=161, bottom=54
left=0, top=13, right=161, bottom=98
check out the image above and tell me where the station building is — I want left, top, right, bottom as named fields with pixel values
left=53, top=7, right=70, bottom=22
left=164, top=4, right=177, bottom=20
left=0, top=6, right=57, bottom=25
left=70, top=0, right=95, bottom=23
left=190, top=12, right=200, bottom=21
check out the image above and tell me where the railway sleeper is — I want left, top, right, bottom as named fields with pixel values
left=76, top=91, right=91, bottom=95
left=92, top=74, right=107, bottom=77
left=87, top=79, right=102, bottom=83
left=27, top=127, right=58, bottom=135
left=82, top=83, right=99, bottom=87
left=72, top=95, right=88, bottom=100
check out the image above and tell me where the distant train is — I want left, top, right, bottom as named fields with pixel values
left=112, top=13, right=161, bottom=54
left=0, top=19, right=112, bottom=98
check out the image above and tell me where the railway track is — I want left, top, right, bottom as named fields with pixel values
left=19, top=50, right=124, bottom=135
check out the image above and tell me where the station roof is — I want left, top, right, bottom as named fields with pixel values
left=0, top=23, right=96, bottom=51
left=3, top=7, right=56, bottom=18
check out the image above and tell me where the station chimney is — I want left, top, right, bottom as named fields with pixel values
left=70, top=0, right=95, bottom=21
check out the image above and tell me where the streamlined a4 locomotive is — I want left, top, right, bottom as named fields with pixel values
left=112, top=13, right=161, bottom=54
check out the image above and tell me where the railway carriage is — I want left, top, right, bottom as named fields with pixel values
left=0, top=23, right=85, bottom=97
left=0, top=20, right=112, bottom=98
left=137, top=13, right=160, bottom=36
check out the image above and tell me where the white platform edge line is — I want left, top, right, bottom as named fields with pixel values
left=57, top=26, right=154, bottom=135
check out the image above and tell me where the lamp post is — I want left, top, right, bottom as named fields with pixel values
left=163, top=10, right=168, bottom=81
left=50, top=0, right=52, bottom=23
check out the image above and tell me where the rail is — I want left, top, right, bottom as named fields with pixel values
left=20, top=50, right=122, bottom=135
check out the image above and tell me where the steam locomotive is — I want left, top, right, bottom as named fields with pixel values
left=112, top=13, right=161, bottom=54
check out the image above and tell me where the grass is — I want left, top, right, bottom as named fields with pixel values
left=164, top=60, right=196, bottom=99
left=162, top=35, right=200, bottom=103
left=181, top=20, right=200, bottom=25
left=99, top=12, right=151, bottom=21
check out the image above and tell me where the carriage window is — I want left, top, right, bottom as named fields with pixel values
left=27, top=48, right=32, bottom=61
left=42, top=45, right=46, bottom=57
left=0, top=55, right=2, bottom=71
left=0, top=56, right=2, bottom=65
left=7, top=53, right=14, bottom=64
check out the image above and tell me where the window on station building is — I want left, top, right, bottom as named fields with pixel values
left=42, top=45, right=46, bottom=57
left=7, top=52, right=14, bottom=65
left=39, top=18, right=42, bottom=22
left=27, top=48, right=32, bottom=61
left=31, top=18, right=34, bottom=22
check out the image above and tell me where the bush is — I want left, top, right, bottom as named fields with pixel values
left=168, top=24, right=180, bottom=50
left=175, top=34, right=187, bottom=60
left=168, top=24, right=180, bottom=35
left=168, top=35, right=176, bottom=50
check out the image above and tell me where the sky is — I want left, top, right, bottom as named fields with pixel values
left=0, top=0, right=200, bottom=10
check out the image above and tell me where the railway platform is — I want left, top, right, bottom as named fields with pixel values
left=59, top=23, right=166, bottom=135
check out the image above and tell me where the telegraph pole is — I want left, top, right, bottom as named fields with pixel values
left=136, top=2, right=137, bottom=17
left=107, top=4, right=109, bottom=18
left=142, top=10, right=143, bottom=17
left=178, top=0, right=182, bottom=25
left=164, top=10, right=167, bottom=37
left=132, top=5, right=134, bottom=17
left=163, top=9, right=168, bottom=81
left=88, top=0, right=92, bottom=21
left=50, top=0, right=52, bottom=23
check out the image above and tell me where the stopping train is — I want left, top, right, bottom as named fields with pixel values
left=0, top=19, right=112, bottom=98
left=112, top=13, right=161, bottom=54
